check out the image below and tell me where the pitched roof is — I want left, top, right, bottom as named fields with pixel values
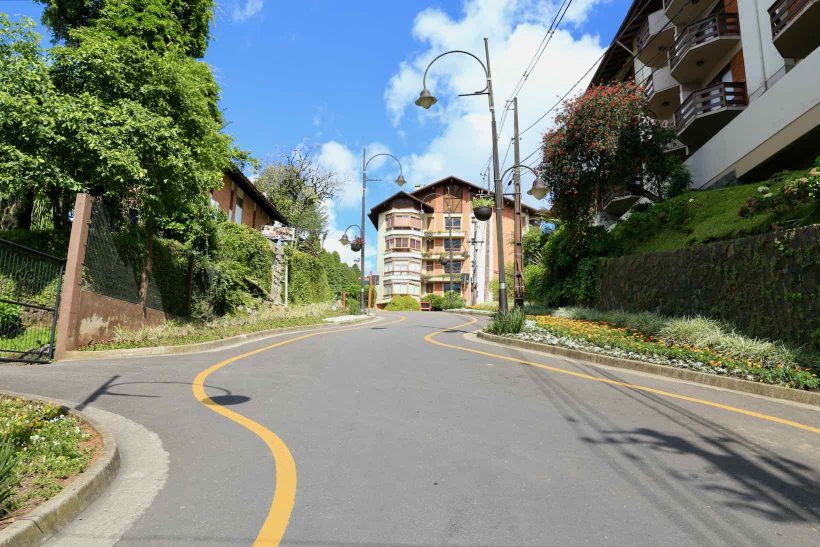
left=224, top=168, right=287, bottom=225
left=589, top=0, right=661, bottom=86
left=367, top=191, right=434, bottom=228
left=411, top=175, right=542, bottom=214
left=367, top=175, right=544, bottom=228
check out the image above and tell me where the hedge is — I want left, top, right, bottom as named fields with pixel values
left=285, top=247, right=331, bottom=304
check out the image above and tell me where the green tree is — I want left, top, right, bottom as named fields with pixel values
left=255, top=147, right=341, bottom=253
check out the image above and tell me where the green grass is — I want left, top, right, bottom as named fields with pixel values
left=0, top=398, right=95, bottom=517
left=0, top=326, right=51, bottom=352
left=615, top=169, right=818, bottom=255
left=80, top=303, right=344, bottom=351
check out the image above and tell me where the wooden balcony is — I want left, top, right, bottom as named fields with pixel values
left=769, top=0, right=820, bottom=59
left=664, top=0, right=710, bottom=25
left=635, top=9, right=675, bottom=68
left=645, top=66, right=681, bottom=119
left=674, top=82, right=747, bottom=149
left=669, top=13, right=741, bottom=84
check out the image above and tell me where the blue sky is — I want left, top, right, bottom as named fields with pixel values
left=4, top=0, right=628, bottom=271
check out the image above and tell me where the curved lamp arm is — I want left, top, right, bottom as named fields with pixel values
left=365, top=152, right=403, bottom=174
left=501, top=163, right=540, bottom=183
left=421, top=50, right=489, bottom=96
left=342, top=224, right=361, bottom=235
left=418, top=187, right=457, bottom=214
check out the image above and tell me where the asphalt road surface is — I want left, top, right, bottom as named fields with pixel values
left=1, top=312, right=818, bottom=546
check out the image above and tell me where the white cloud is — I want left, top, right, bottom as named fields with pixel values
left=385, top=0, right=607, bottom=207
left=232, top=0, right=264, bottom=22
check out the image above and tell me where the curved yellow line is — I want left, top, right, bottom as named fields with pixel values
left=426, top=316, right=820, bottom=435
left=193, top=314, right=407, bottom=546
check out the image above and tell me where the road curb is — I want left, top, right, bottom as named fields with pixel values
left=59, top=316, right=375, bottom=361
left=475, top=331, right=820, bottom=407
left=0, top=391, right=121, bottom=547
left=444, top=309, right=494, bottom=316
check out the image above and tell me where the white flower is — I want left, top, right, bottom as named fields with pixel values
left=757, top=186, right=769, bottom=193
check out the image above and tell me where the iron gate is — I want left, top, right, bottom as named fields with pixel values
left=0, top=238, right=65, bottom=363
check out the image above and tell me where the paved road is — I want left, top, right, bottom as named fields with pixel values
left=1, top=312, right=819, bottom=546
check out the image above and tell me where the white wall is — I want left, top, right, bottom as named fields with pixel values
left=686, top=45, right=820, bottom=188
left=738, top=0, right=789, bottom=101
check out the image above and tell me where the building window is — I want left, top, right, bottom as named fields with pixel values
left=384, top=281, right=420, bottom=296
left=385, top=259, right=420, bottom=274
left=443, top=282, right=461, bottom=293
left=386, top=213, right=422, bottom=230
left=425, top=261, right=434, bottom=272
left=234, top=189, right=244, bottom=225
left=444, top=216, right=461, bottom=230
left=444, top=238, right=462, bottom=251
left=386, top=236, right=421, bottom=251
left=443, top=261, right=462, bottom=274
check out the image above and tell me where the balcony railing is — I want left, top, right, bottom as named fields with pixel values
left=636, top=20, right=651, bottom=53
left=768, top=0, right=820, bottom=58
left=674, top=82, right=747, bottom=145
left=668, top=13, right=740, bottom=71
left=769, top=0, right=811, bottom=37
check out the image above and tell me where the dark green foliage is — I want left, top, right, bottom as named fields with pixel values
left=539, top=225, right=615, bottom=307
left=385, top=295, right=420, bottom=311
left=319, top=251, right=360, bottom=298
left=35, top=0, right=215, bottom=58
left=0, top=302, right=23, bottom=339
left=486, top=307, right=526, bottom=335
left=421, top=292, right=465, bottom=310
left=216, top=222, right=273, bottom=293
left=0, top=435, right=18, bottom=515
left=596, top=226, right=820, bottom=347
left=285, top=247, right=331, bottom=305
left=523, top=263, right=543, bottom=304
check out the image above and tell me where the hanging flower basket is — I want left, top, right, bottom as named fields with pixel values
left=471, top=194, right=494, bottom=221
left=350, top=237, right=363, bottom=252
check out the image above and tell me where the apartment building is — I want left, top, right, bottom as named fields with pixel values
left=592, top=0, right=820, bottom=189
left=368, top=176, right=539, bottom=307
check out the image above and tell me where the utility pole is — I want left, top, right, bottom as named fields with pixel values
left=512, top=97, right=525, bottom=308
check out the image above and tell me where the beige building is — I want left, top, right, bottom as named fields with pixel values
left=368, top=176, right=540, bottom=307
left=592, top=0, right=820, bottom=189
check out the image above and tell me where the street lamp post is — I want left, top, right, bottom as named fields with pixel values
left=360, top=150, right=406, bottom=315
left=415, top=37, right=509, bottom=314
left=499, top=163, right=548, bottom=308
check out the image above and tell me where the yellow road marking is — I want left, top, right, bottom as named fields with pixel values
left=426, top=316, right=820, bottom=435
left=192, top=315, right=407, bottom=546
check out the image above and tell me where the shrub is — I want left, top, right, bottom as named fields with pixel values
left=422, top=293, right=443, bottom=311
left=285, top=247, right=331, bottom=305
left=0, top=302, right=23, bottom=339
left=438, top=291, right=465, bottom=310
left=216, top=221, right=275, bottom=293
left=385, top=295, right=420, bottom=311
left=523, top=263, right=543, bottom=304
left=0, top=435, right=17, bottom=516
left=471, top=196, right=494, bottom=209
left=486, top=307, right=526, bottom=335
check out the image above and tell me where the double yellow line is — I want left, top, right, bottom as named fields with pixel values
left=192, top=314, right=406, bottom=546
left=425, top=316, right=820, bottom=435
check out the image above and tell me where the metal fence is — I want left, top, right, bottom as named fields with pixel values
left=0, top=238, right=64, bottom=363
left=82, top=199, right=225, bottom=318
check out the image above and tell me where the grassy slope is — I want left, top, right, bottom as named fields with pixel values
left=620, top=169, right=817, bottom=255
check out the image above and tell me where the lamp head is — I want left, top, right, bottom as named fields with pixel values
left=527, top=176, right=549, bottom=200
left=395, top=174, right=407, bottom=187
left=340, top=233, right=350, bottom=246
left=415, top=89, right=437, bottom=109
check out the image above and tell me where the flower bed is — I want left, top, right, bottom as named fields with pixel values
left=0, top=398, right=98, bottom=526
left=513, top=316, right=818, bottom=390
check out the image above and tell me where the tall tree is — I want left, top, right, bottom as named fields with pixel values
left=538, top=81, right=687, bottom=226
left=255, top=146, right=342, bottom=253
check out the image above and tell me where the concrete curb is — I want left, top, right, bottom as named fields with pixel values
left=444, top=309, right=494, bottom=316
left=0, top=391, right=121, bottom=547
left=476, top=331, right=820, bottom=407
left=59, top=315, right=375, bottom=361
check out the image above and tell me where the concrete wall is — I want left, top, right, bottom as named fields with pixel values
left=685, top=45, right=820, bottom=188
left=737, top=0, right=789, bottom=101
left=74, top=291, right=167, bottom=347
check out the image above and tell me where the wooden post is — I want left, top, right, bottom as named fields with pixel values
left=55, top=193, right=93, bottom=358
left=368, top=271, right=373, bottom=309
left=342, top=290, right=346, bottom=309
